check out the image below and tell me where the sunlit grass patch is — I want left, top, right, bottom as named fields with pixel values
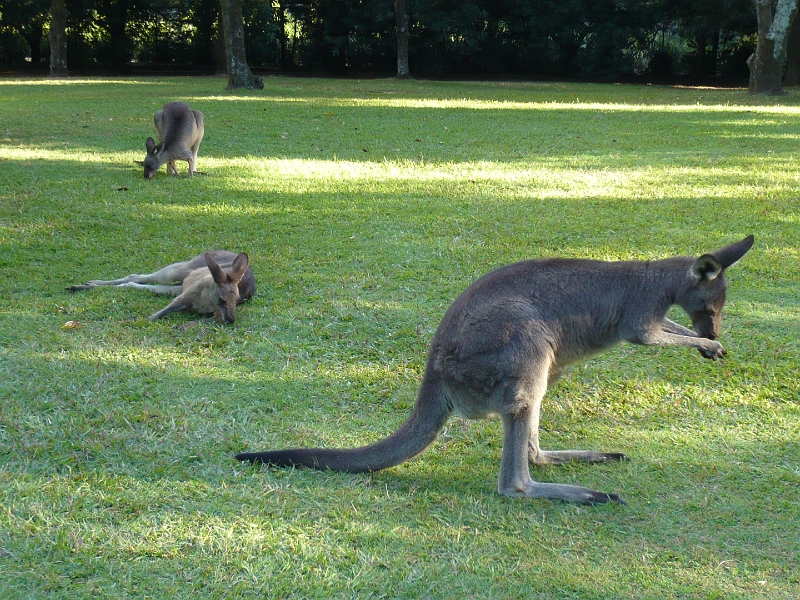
left=0, top=76, right=798, bottom=599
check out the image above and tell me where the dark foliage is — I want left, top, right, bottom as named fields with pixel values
left=0, top=0, right=758, bottom=82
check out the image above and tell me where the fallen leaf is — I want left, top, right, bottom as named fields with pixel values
left=61, top=320, right=81, bottom=330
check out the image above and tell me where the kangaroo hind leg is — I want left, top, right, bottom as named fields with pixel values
left=189, top=142, right=206, bottom=176
left=529, top=446, right=628, bottom=466
left=120, top=282, right=182, bottom=296
left=528, top=406, right=627, bottom=465
left=105, top=261, right=191, bottom=286
left=527, top=403, right=627, bottom=466
left=497, top=366, right=622, bottom=504
left=526, top=363, right=626, bottom=466
left=68, top=261, right=191, bottom=291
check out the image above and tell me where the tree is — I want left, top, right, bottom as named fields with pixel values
left=395, top=0, right=410, bottom=78
left=0, top=0, right=49, bottom=69
left=189, top=0, right=222, bottom=72
left=49, top=0, right=68, bottom=76
left=748, top=0, right=799, bottom=94
left=98, top=0, right=132, bottom=71
left=782, top=2, right=800, bottom=83
left=216, top=1, right=228, bottom=74
left=218, top=0, right=263, bottom=88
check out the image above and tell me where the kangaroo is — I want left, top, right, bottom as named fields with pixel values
left=143, top=102, right=205, bottom=179
left=237, top=236, right=754, bottom=504
left=68, top=251, right=255, bottom=324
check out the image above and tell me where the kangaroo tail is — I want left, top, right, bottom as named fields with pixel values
left=235, top=371, right=451, bottom=473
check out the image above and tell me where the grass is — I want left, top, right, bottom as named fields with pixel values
left=0, top=76, right=798, bottom=599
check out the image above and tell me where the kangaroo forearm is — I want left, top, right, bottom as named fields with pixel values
left=641, top=331, right=723, bottom=355
left=148, top=301, right=189, bottom=320
left=631, top=329, right=726, bottom=360
left=644, top=331, right=708, bottom=348
left=661, top=319, right=698, bottom=337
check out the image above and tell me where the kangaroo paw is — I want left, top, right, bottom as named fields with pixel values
left=699, top=341, right=726, bottom=360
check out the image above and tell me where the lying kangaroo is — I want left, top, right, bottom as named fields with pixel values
left=68, top=251, right=255, bottom=324
left=237, top=236, right=754, bottom=504
left=143, top=101, right=205, bottom=179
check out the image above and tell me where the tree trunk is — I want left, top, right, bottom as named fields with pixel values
left=784, top=6, right=800, bottom=84
left=102, top=0, right=130, bottom=73
left=218, top=0, right=263, bottom=89
left=395, top=0, right=410, bottom=78
left=191, top=0, right=219, bottom=71
left=216, top=2, right=228, bottom=75
left=49, top=0, right=68, bottom=77
left=695, top=32, right=707, bottom=78
left=276, top=0, right=289, bottom=70
left=749, top=0, right=799, bottom=95
left=22, top=21, right=44, bottom=67
left=711, top=29, right=720, bottom=78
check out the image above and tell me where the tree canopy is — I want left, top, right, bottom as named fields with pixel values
left=0, top=0, right=758, bottom=82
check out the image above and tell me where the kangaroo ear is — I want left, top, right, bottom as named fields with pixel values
left=205, top=252, right=226, bottom=284
left=146, top=137, right=157, bottom=155
left=710, top=234, right=754, bottom=269
left=692, top=254, right=722, bottom=281
left=229, top=253, right=249, bottom=283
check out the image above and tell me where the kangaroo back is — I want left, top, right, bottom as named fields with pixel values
left=144, top=102, right=205, bottom=179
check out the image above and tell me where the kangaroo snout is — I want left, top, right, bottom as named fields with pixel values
left=217, top=306, right=237, bottom=324
left=144, top=155, right=161, bottom=179
left=690, top=310, right=722, bottom=341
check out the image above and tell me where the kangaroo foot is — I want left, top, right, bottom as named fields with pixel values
left=499, top=480, right=626, bottom=505
left=529, top=446, right=628, bottom=466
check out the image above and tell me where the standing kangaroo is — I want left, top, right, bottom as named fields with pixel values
left=237, top=236, right=754, bottom=504
left=143, top=102, right=204, bottom=179
left=68, top=251, right=255, bottom=324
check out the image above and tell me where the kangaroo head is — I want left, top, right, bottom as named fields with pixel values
left=206, top=252, right=250, bottom=324
left=678, top=235, right=754, bottom=341
left=143, top=137, right=164, bottom=179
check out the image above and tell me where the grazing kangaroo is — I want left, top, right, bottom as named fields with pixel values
left=237, top=236, right=754, bottom=504
left=143, top=101, right=205, bottom=179
left=68, top=251, right=255, bottom=324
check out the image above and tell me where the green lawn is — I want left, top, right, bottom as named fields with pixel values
left=0, top=76, right=798, bottom=599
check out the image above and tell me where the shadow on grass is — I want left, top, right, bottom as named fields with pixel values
left=2, top=312, right=798, bottom=596
left=3, top=78, right=799, bottom=597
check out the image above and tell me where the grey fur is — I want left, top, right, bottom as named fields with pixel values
left=68, top=250, right=255, bottom=324
left=143, top=102, right=205, bottom=179
left=237, top=236, right=754, bottom=504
